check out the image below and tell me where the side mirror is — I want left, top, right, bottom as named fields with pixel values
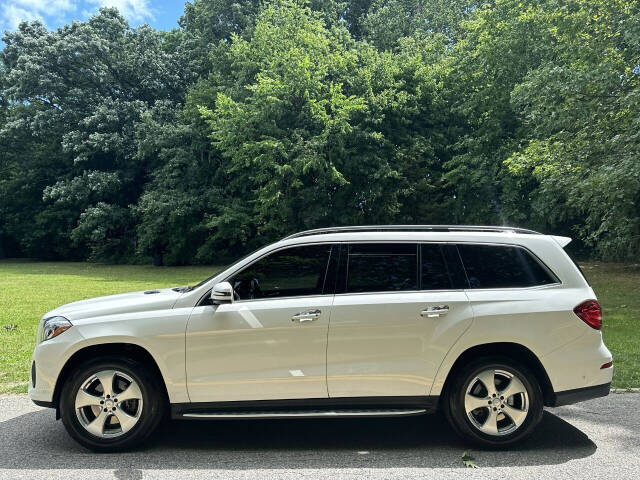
left=211, top=281, right=234, bottom=304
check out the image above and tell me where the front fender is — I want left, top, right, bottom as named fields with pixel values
left=30, top=307, right=193, bottom=406
left=71, top=308, right=192, bottom=403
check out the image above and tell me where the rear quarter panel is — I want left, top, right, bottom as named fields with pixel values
left=430, top=237, right=604, bottom=396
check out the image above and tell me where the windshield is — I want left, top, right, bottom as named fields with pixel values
left=189, top=268, right=226, bottom=290
left=188, top=245, right=268, bottom=290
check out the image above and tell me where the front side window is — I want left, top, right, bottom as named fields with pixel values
left=230, top=244, right=332, bottom=300
left=457, top=244, right=558, bottom=289
left=346, top=243, right=418, bottom=293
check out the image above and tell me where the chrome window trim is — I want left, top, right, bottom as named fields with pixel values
left=231, top=293, right=335, bottom=304
left=333, top=289, right=467, bottom=297
left=197, top=239, right=562, bottom=305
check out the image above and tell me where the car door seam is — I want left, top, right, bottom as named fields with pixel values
left=427, top=291, right=475, bottom=396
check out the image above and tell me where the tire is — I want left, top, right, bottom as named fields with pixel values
left=60, top=356, right=165, bottom=452
left=443, top=356, right=544, bottom=448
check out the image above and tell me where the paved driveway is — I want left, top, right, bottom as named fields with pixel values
left=0, top=393, right=638, bottom=479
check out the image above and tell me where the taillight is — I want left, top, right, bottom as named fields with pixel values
left=573, top=300, right=602, bottom=330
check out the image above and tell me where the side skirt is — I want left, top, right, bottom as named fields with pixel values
left=171, top=396, right=439, bottom=420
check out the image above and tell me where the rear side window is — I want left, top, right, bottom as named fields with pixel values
left=346, top=243, right=418, bottom=293
left=420, top=244, right=452, bottom=290
left=440, top=244, right=469, bottom=289
left=457, top=244, right=558, bottom=289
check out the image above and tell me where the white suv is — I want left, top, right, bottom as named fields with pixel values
left=29, top=225, right=613, bottom=451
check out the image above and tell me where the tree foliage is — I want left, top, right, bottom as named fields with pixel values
left=1, top=0, right=638, bottom=264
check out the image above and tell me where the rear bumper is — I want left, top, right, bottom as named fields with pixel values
left=540, top=327, right=614, bottom=394
left=551, top=382, right=611, bottom=407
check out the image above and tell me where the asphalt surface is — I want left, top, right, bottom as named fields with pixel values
left=0, top=393, right=639, bottom=479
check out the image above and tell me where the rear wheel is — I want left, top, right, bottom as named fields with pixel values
left=60, top=357, right=165, bottom=451
left=444, top=357, right=544, bottom=448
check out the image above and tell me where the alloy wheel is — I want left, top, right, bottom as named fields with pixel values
left=464, top=368, right=529, bottom=436
left=74, top=370, right=144, bottom=438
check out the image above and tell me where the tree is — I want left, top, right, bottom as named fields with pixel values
left=505, top=0, right=640, bottom=258
left=443, top=0, right=640, bottom=257
left=193, top=0, right=452, bottom=250
left=362, top=0, right=478, bottom=50
left=1, top=0, right=638, bottom=263
left=1, top=8, right=192, bottom=260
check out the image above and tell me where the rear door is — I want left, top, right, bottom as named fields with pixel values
left=326, top=243, right=473, bottom=398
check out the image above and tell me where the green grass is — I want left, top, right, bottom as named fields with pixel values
left=0, top=260, right=221, bottom=393
left=0, top=260, right=638, bottom=393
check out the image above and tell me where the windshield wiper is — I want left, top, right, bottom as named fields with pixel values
left=171, top=286, right=193, bottom=293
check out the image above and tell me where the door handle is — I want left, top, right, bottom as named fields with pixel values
left=421, top=305, right=450, bottom=318
left=291, top=309, right=321, bottom=322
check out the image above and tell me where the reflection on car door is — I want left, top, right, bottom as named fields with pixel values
left=326, top=243, right=473, bottom=398
left=186, top=244, right=336, bottom=403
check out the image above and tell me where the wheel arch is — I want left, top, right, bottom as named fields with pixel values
left=439, top=342, right=555, bottom=406
left=51, top=342, right=169, bottom=418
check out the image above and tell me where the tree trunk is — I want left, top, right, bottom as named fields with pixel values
left=152, top=252, right=163, bottom=266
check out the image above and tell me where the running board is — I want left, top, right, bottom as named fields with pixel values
left=170, top=396, right=439, bottom=420
left=179, top=408, right=427, bottom=419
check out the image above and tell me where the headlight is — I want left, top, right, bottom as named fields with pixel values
left=41, top=316, right=72, bottom=342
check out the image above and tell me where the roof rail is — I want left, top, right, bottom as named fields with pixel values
left=283, top=225, right=542, bottom=240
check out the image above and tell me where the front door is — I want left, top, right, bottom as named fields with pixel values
left=326, top=243, right=473, bottom=398
left=186, top=243, right=335, bottom=403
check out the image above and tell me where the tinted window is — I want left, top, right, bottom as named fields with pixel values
left=441, top=244, right=469, bottom=289
left=347, top=243, right=418, bottom=293
left=230, top=245, right=331, bottom=300
left=457, top=244, right=557, bottom=289
left=420, top=244, right=451, bottom=290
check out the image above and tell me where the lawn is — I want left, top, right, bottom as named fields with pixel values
left=581, top=262, right=640, bottom=390
left=0, top=260, right=220, bottom=393
left=0, top=260, right=638, bottom=393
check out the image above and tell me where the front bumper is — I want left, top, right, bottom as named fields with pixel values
left=28, top=326, right=84, bottom=406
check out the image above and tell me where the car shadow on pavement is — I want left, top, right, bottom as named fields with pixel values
left=0, top=409, right=596, bottom=471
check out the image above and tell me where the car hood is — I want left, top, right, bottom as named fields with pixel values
left=42, top=287, right=185, bottom=322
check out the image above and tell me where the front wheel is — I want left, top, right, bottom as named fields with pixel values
left=60, top=357, right=165, bottom=451
left=444, top=357, right=544, bottom=448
